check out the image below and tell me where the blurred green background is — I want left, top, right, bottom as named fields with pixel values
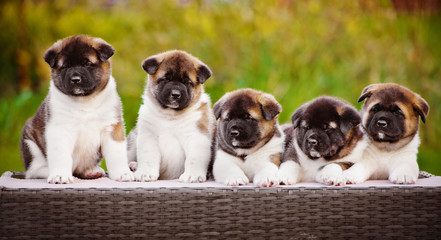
left=1, top=0, right=440, bottom=175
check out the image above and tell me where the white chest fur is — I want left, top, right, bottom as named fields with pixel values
left=47, top=77, right=121, bottom=172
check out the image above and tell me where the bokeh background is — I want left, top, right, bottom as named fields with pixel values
left=1, top=0, right=440, bottom=175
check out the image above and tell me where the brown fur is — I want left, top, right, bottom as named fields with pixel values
left=270, top=153, right=281, bottom=166
left=111, top=122, right=125, bottom=142
left=327, top=124, right=364, bottom=160
left=336, top=162, right=354, bottom=170
left=20, top=97, right=50, bottom=169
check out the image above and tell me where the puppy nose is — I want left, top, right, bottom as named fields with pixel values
left=308, top=138, right=318, bottom=146
left=71, top=76, right=81, bottom=84
left=229, top=127, right=240, bottom=137
left=377, top=119, right=388, bottom=128
left=171, top=89, right=181, bottom=99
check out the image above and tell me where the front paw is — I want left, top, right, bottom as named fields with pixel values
left=179, top=171, right=206, bottom=183
left=316, top=164, right=345, bottom=186
left=134, top=170, right=159, bottom=182
left=342, top=170, right=366, bottom=185
left=47, top=174, right=75, bottom=184
left=224, top=176, right=250, bottom=186
left=389, top=172, right=417, bottom=184
left=108, top=170, right=135, bottom=182
left=254, top=173, right=279, bottom=187
left=79, top=166, right=106, bottom=179
left=277, top=168, right=299, bottom=185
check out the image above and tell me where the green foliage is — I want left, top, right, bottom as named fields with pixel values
left=1, top=0, right=440, bottom=175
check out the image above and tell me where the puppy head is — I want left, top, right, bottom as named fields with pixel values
left=43, top=35, right=114, bottom=97
left=142, top=50, right=212, bottom=110
left=214, top=88, right=281, bottom=150
left=291, top=96, right=361, bottom=160
left=358, top=83, right=429, bottom=147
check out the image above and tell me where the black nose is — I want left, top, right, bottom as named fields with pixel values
left=377, top=119, right=388, bottom=128
left=171, top=90, right=181, bottom=99
left=71, top=76, right=81, bottom=84
left=229, top=127, right=240, bottom=137
left=308, top=138, right=318, bottom=146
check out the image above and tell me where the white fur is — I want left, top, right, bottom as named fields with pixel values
left=343, top=128, right=420, bottom=184
left=132, top=86, right=213, bottom=183
left=213, top=127, right=284, bottom=187
left=25, top=76, right=134, bottom=183
left=278, top=130, right=367, bottom=186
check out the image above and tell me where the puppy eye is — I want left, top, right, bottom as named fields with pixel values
left=186, top=81, right=195, bottom=87
left=394, top=109, right=404, bottom=117
left=223, top=117, right=231, bottom=122
left=370, top=105, right=381, bottom=113
left=60, top=64, right=69, bottom=70
left=82, top=59, right=92, bottom=67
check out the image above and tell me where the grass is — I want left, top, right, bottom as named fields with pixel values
left=0, top=0, right=440, bottom=176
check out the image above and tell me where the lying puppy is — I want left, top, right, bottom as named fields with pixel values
left=20, top=35, right=134, bottom=183
left=127, top=50, right=215, bottom=182
left=212, top=89, right=284, bottom=187
left=278, top=96, right=366, bottom=185
left=343, top=83, right=429, bottom=184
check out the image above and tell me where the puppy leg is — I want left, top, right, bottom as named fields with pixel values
left=46, top=127, right=75, bottom=184
left=134, top=127, right=161, bottom=181
left=388, top=153, right=419, bottom=184
left=101, top=127, right=134, bottom=182
left=342, top=161, right=373, bottom=184
left=23, top=140, right=49, bottom=179
left=246, top=155, right=279, bottom=187
left=179, top=134, right=211, bottom=183
left=213, top=151, right=249, bottom=186
left=277, top=160, right=301, bottom=185
left=316, top=163, right=345, bottom=186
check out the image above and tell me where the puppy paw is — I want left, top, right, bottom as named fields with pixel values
left=389, top=172, right=417, bottom=184
left=109, top=170, right=135, bottom=182
left=134, top=170, right=159, bottom=182
left=277, top=169, right=299, bottom=185
left=128, top=161, right=138, bottom=172
left=224, top=176, right=249, bottom=186
left=79, top=166, right=106, bottom=179
left=179, top=171, right=206, bottom=183
left=342, top=171, right=366, bottom=185
left=254, top=175, right=279, bottom=187
left=47, top=174, right=75, bottom=184
left=316, top=164, right=345, bottom=186
left=277, top=175, right=298, bottom=185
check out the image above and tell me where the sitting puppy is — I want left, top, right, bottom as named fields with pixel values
left=20, top=35, right=135, bottom=183
left=212, top=89, right=284, bottom=187
left=343, top=83, right=429, bottom=184
left=278, top=96, right=366, bottom=185
left=127, top=50, right=215, bottom=182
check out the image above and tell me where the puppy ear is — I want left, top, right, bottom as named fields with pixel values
left=258, top=93, right=282, bottom=121
left=92, top=38, right=115, bottom=62
left=43, top=40, right=62, bottom=68
left=142, top=57, right=161, bottom=75
left=339, top=108, right=361, bottom=135
left=43, top=49, right=58, bottom=68
left=196, top=64, right=212, bottom=84
left=213, top=93, right=229, bottom=120
left=412, top=94, right=429, bottom=123
left=291, top=105, right=305, bottom=128
left=358, top=84, right=381, bottom=102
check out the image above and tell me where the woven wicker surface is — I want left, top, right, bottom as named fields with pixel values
left=1, top=172, right=441, bottom=239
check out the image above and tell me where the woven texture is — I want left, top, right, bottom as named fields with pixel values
left=1, top=172, right=441, bottom=239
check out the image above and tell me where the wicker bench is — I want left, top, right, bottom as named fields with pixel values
left=1, top=171, right=440, bottom=239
